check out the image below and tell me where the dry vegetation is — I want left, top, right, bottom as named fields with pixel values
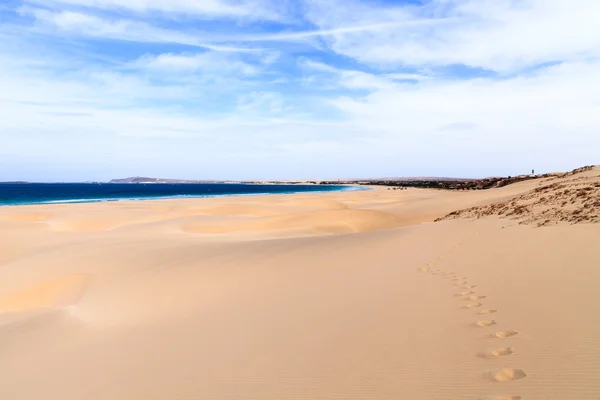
left=437, top=166, right=600, bottom=227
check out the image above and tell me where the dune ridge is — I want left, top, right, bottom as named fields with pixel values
left=182, top=208, right=403, bottom=235
left=438, top=166, right=600, bottom=226
left=0, top=273, right=91, bottom=312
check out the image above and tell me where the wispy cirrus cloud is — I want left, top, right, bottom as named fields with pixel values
left=129, top=52, right=262, bottom=76
left=17, top=6, right=261, bottom=51
left=301, top=0, right=600, bottom=73
left=23, top=0, right=287, bottom=20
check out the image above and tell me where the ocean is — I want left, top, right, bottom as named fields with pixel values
left=0, top=183, right=354, bottom=206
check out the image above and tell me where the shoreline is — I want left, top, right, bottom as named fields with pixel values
left=0, top=183, right=362, bottom=207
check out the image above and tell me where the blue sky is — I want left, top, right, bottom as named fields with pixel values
left=1, top=0, right=599, bottom=181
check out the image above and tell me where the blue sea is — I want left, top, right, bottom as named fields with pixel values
left=0, top=183, right=354, bottom=206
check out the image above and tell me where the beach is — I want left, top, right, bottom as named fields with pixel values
left=1, top=167, right=599, bottom=400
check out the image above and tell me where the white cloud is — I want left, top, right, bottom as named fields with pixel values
left=3, top=51, right=598, bottom=180
left=329, top=60, right=600, bottom=141
left=299, top=59, right=338, bottom=73
left=302, top=0, right=600, bottom=72
left=131, top=52, right=261, bottom=77
left=236, top=91, right=286, bottom=115
left=18, top=7, right=258, bottom=51
left=24, top=0, right=284, bottom=20
left=300, top=59, right=400, bottom=91
left=385, top=73, right=431, bottom=82
left=247, top=18, right=449, bottom=41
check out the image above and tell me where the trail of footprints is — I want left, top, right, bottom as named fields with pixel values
left=418, top=239, right=526, bottom=400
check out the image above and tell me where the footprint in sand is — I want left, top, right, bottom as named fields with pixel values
left=476, top=347, right=513, bottom=359
left=487, top=368, right=527, bottom=382
left=475, top=320, right=497, bottom=328
left=455, top=291, right=475, bottom=297
left=478, top=309, right=498, bottom=315
left=467, top=295, right=487, bottom=301
left=462, top=303, right=484, bottom=309
left=462, top=284, right=477, bottom=289
left=487, top=330, right=519, bottom=339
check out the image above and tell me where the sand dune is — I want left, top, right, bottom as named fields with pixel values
left=0, top=273, right=91, bottom=312
left=277, top=197, right=350, bottom=209
left=439, top=166, right=600, bottom=226
left=182, top=208, right=403, bottom=235
left=0, top=212, right=51, bottom=223
left=1, top=167, right=599, bottom=399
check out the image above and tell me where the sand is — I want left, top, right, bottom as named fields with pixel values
left=1, top=168, right=600, bottom=399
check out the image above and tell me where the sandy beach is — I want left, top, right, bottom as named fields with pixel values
left=1, top=167, right=599, bottom=400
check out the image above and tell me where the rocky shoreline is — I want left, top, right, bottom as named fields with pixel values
left=319, top=175, right=537, bottom=190
left=319, top=167, right=597, bottom=191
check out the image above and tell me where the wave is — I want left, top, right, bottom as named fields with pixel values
left=0, top=184, right=363, bottom=206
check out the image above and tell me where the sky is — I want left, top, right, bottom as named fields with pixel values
left=1, top=0, right=599, bottom=181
